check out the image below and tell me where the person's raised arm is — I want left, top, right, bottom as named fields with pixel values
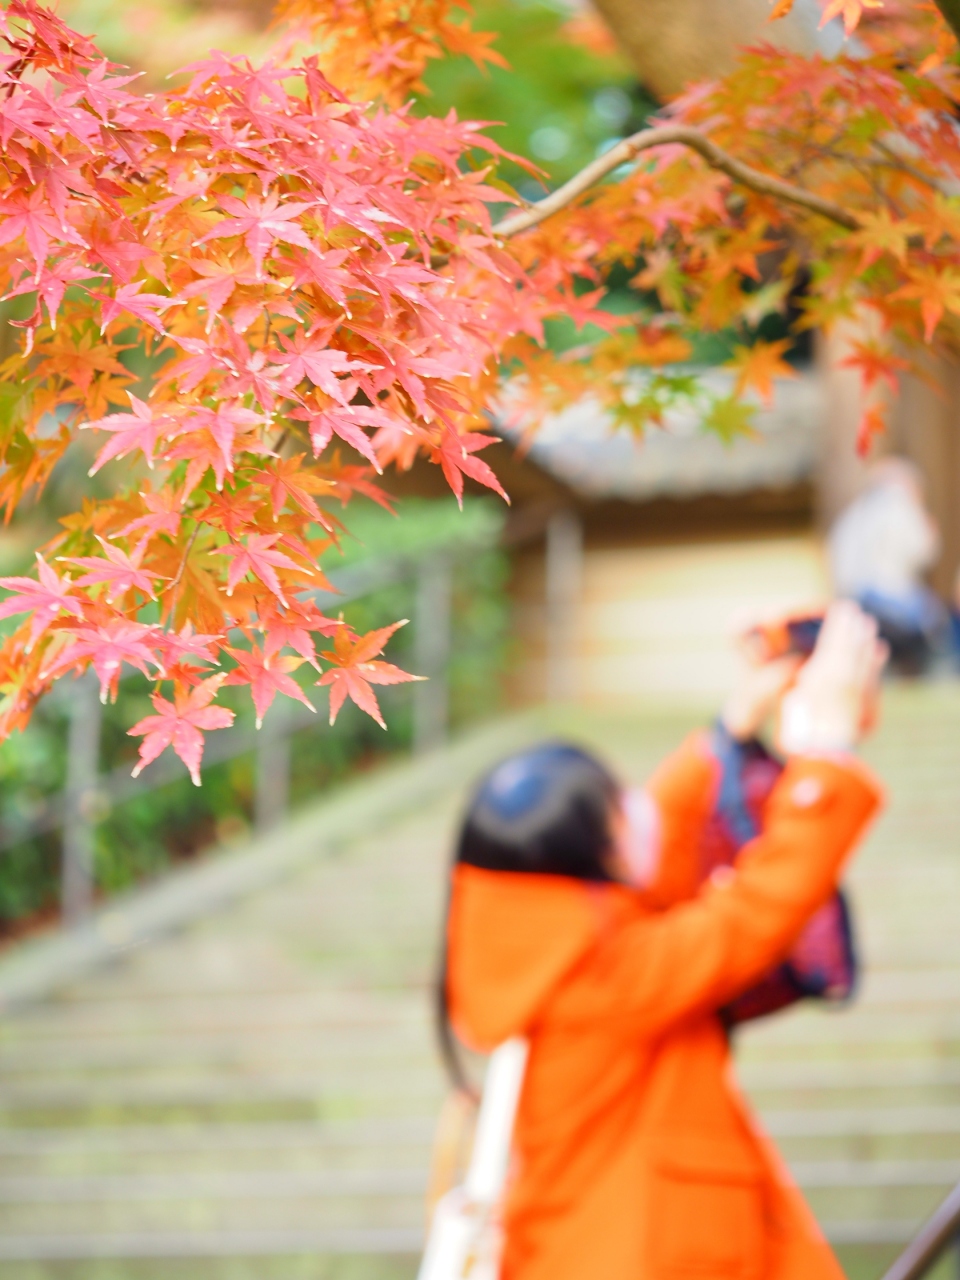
left=614, top=633, right=804, bottom=903
left=549, top=603, right=886, bottom=1036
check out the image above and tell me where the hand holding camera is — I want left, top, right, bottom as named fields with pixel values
left=723, top=601, right=888, bottom=753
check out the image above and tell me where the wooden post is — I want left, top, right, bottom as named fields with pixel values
left=413, top=553, right=453, bottom=754
left=255, top=700, right=291, bottom=833
left=61, top=669, right=103, bottom=926
left=545, top=509, right=583, bottom=703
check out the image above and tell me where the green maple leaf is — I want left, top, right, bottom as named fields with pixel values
left=703, top=395, right=757, bottom=445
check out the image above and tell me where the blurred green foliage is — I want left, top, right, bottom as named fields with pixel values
left=419, top=0, right=651, bottom=199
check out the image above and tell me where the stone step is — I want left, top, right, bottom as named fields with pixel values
left=0, top=1227, right=425, bottom=1262
left=7, top=1012, right=960, bottom=1076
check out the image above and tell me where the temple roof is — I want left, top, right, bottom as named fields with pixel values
left=508, top=368, right=821, bottom=501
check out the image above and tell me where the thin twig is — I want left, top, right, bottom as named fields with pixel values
left=492, top=124, right=863, bottom=238
left=165, top=523, right=200, bottom=600
left=871, top=139, right=950, bottom=197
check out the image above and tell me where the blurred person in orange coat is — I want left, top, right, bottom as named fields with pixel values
left=439, top=602, right=886, bottom=1280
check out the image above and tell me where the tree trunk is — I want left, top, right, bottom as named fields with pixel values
left=588, top=0, right=819, bottom=101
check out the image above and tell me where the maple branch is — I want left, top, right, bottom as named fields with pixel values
left=492, top=124, right=863, bottom=238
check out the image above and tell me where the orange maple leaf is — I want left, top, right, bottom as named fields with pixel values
left=726, top=340, right=796, bottom=406
left=856, top=405, right=887, bottom=457
left=318, top=621, right=423, bottom=728
left=819, top=0, right=883, bottom=35
left=848, top=210, right=918, bottom=270
left=894, top=268, right=960, bottom=343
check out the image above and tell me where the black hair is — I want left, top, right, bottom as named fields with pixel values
left=436, top=742, right=620, bottom=1093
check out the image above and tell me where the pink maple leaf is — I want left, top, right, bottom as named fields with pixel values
left=80, top=393, right=178, bottom=474
left=154, top=622, right=222, bottom=670
left=272, top=332, right=367, bottom=399
left=90, top=281, right=176, bottom=335
left=0, top=185, right=84, bottom=270
left=42, top=620, right=164, bottom=703
left=217, top=533, right=309, bottom=606
left=4, top=257, right=104, bottom=327
left=223, top=643, right=315, bottom=728
left=175, top=402, right=269, bottom=488
left=0, top=553, right=85, bottom=649
left=294, top=405, right=382, bottom=468
left=128, top=674, right=235, bottom=786
left=198, top=189, right=314, bottom=275
left=178, top=254, right=262, bottom=332
left=261, top=600, right=341, bottom=669
left=63, top=537, right=165, bottom=603
left=116, top=489, right=183, bottom=541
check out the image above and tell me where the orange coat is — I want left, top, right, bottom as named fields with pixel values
left=447, top=736, right=883, bottom=1280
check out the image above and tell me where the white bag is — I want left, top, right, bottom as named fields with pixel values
left=418, top=1038, right=528, bottom=1280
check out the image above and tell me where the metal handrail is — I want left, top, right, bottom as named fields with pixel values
left=880, top=1179, right=960, bottom=1280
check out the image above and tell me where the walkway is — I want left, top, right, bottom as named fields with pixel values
left=0, top=688, right=958, bottom=1280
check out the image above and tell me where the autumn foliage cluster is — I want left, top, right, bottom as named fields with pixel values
left=0, top=0, right=545, bottom=781
left=0, top=0, right=959, bottom=781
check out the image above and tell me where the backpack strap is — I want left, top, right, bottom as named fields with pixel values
left=710, top=723, right=779, bottom=848
left=419, top=1038, right=529, bottom=1280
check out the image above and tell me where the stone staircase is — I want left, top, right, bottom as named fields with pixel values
left=0, top=689, right=958, bottom=1280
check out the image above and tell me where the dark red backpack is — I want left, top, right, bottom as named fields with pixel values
left=701, top=725, right=858, bottom=1028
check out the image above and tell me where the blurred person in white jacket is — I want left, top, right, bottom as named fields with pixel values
left=829, top=457, right=944, bottom=674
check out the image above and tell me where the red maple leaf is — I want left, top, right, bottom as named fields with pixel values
left=128, top=674, right=235, bottom=785
left=200, top=489, right=263, bottom=539
left=840, top=340, right=908, bottom=395
left=217, top=532, right=309, bottom=606
left=223, top=643, right=316, bottom=727
left=0, top=553, right=85, bottom=649
left=856, top=404, right=887, bottom=457
left=318, top=621, right=422, bottom=727
left=433, top=428, right=509, bottom=507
